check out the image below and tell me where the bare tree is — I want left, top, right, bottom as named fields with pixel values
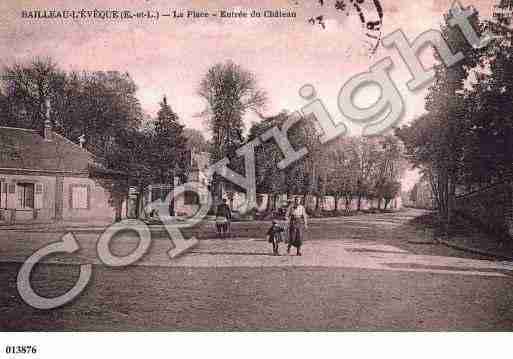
left=1, top=57, right=65, bottom=133
left=197, top=60, right=267, bottom=200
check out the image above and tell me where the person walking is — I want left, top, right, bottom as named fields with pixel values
left=267, top=220, right=285, bottom=256
left=215, top=198, right=232, bottom=238
left=286, top=197, right=308, bottom=256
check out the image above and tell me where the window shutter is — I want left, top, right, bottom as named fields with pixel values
left=34, top=183, right=44, bottom=209
left=7, top=183, right=16, bottom=209
left=71, top=185, right=90, bottom=209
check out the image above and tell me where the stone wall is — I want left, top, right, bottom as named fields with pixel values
left=455, top=182, right=513, bottom=239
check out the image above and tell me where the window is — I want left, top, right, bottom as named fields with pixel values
left=17, top=183, right=35, bottom=209
left=71, top=185, right=89, bottom=209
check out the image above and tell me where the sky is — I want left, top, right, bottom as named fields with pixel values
left=0, top=0, right=497, bottom=190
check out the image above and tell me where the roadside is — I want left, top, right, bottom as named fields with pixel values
left=0, top=208, right=406, bottom=233
left=408, top=212, right=513, bottom=261
left=5, top=208, right=512, bottom=262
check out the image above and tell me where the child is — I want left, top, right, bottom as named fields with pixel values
left=267, top=220, right=284, bottom=256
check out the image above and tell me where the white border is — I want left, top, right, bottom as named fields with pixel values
left=0, top=332, right=512, bottom=359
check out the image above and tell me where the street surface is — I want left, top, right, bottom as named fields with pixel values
left=1, top=209, right=513, bottom=330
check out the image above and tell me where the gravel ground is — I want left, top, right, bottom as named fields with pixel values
left=1, top=263, right=513, bottom=331
left=1, top=209, right=513, bottom=331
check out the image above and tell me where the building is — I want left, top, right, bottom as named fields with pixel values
left=407, top=179, right=435, bottom=209
left=142, top=151, right=211, bottom=218
left=0, top=121, right=128, bottom=224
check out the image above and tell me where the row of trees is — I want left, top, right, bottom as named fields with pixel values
left=248, top=114, right=404, bottom=213
left=396, top=7, right=513, bottom=229
left=1, top=57, right=406, bottom=216
left=196, top=61, right=406, bottom=214
left=195, top=61, right=405, bottom=214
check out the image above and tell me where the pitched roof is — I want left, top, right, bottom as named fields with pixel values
left=0, top=126, right=99, bottom=174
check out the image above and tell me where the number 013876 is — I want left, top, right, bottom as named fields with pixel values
left=5, top=345, right=38, bottom=354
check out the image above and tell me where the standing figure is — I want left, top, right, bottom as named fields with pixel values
left=267, top=220, right=285, bottom=256
left=282, top=199, right=293, bottom=244
left=286, top=197, right=308, bottom=256
left=215, top=198, right=232, bottom=238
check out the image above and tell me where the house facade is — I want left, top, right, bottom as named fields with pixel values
left=0, top=122, right=128, bottom=224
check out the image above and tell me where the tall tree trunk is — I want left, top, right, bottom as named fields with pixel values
left=436, top=169, right=449, bottom=233
left=169, top=170, right=175, bottom=217
left=265, top=194, right=272, bottom=212
left=334, top=195, right=339, bottom=213
left=447, top=174, right=456, bottom=234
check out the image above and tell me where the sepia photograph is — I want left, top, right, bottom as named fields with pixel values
left=0, top=0, right=512, bottom=352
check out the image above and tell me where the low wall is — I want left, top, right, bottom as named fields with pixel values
left=455, top=182, right=513, bottom=239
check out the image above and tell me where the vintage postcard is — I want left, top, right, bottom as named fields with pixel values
left=0, top=0, right=512, bottom=350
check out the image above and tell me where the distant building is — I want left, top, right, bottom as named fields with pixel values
left=143, top=151, right=211, bottom=217
left=407, top=179, right=435, bottom=209
left=0, top=121, right=128, bottom=224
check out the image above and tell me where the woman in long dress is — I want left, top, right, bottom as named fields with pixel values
left=286, top=197, right=308, bottom=256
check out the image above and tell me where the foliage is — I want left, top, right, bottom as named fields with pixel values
left=248, top=111, right=405, bottom=212
left=149, top=96, right=188, bottom=184
left=0, top=59, right=143, bottom=159
left=197, top=60, right=267, bottom=200
left=183, top=128, right=210, bottom=153
left=396, top=7, right=513, bottom=229
left=0, top=58, right=195, bottom=218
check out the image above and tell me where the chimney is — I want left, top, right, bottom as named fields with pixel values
left=79, top=134, right=86, bottom=149
left=43, top=99, right=52, bottom=141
